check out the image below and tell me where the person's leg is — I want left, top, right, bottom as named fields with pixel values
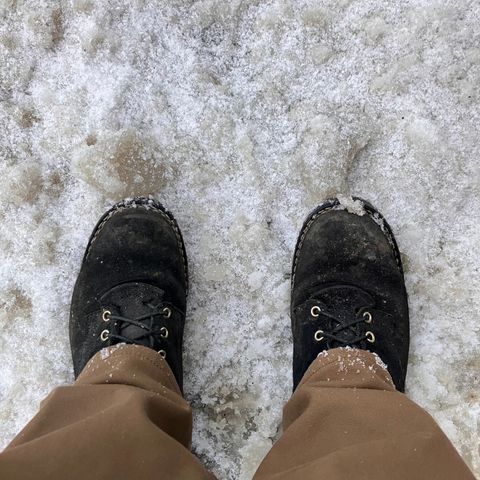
left=253, top=347, right=475, bottom=479
left=0, top=197, right=214, bottom=480
left=254, top=198, right=475, bottom=480
left=0, top=344, right=214, bottom=480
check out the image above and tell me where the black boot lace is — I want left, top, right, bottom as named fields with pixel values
left=100, top=302, right=172, bottom=358
left=309, top=285, right=375, bottom=348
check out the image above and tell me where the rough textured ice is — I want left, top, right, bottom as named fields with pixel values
left=0, top=1, right=479, bottom=478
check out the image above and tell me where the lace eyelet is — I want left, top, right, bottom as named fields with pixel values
left=366, top=331, right=375, bottom=343
left=102, top=310, right=111, bottom=322
left=363, top=311, right=372, bottom=324
left=160, top=327, right=169, bottom=339
left=158, top=349, right=167, bottom=358
left=162, top=307, right=172, bottom=319
left=311, top=306, right=321, bottom=317
left=314, top=330, right=324, bottom=342
left=100, top=329, right=109, bottom=342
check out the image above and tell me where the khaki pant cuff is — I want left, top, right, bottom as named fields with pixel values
left=76, top=343, right=181, bottom=394
left=298, top=347, right=396, bottom=391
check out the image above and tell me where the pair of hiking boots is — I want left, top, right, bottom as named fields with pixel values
left=70, top=197, right=409, bottom=392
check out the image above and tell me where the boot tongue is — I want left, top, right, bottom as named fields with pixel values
left=313, top=285, right=374, bottom=346
left=100, top=282, right=166, bottom=343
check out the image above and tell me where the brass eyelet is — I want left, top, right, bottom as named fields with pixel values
left=311, top=306, right=321, bottom=317
left=162, top=307, right=172, bottom=319
left=160, top=327, right=169, bottom=339
left=100, top=329, right=109, bottom=342
left=314, top=330, right=324, bottom=342
left=363, top=311, right=372, bottom=324
left=366, top=331, right=375, bottom=343
left=102, top=310, right=111, bottom=322
left=158, top=349, right=167, bottom=358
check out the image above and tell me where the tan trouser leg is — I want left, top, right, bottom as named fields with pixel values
left=0, top=344, right=215, bottom=480
left=253, top=348, right=475, bottom=480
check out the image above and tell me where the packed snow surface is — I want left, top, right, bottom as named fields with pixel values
left=0, top=1, right=479, bottom=478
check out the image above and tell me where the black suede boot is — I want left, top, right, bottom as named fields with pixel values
left=70, top=197, right=188, bottom=390
left=291, top=197, right=409, bottom=391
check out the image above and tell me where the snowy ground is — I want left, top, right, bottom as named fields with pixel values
left=0, top=0, right=479, bottom=478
